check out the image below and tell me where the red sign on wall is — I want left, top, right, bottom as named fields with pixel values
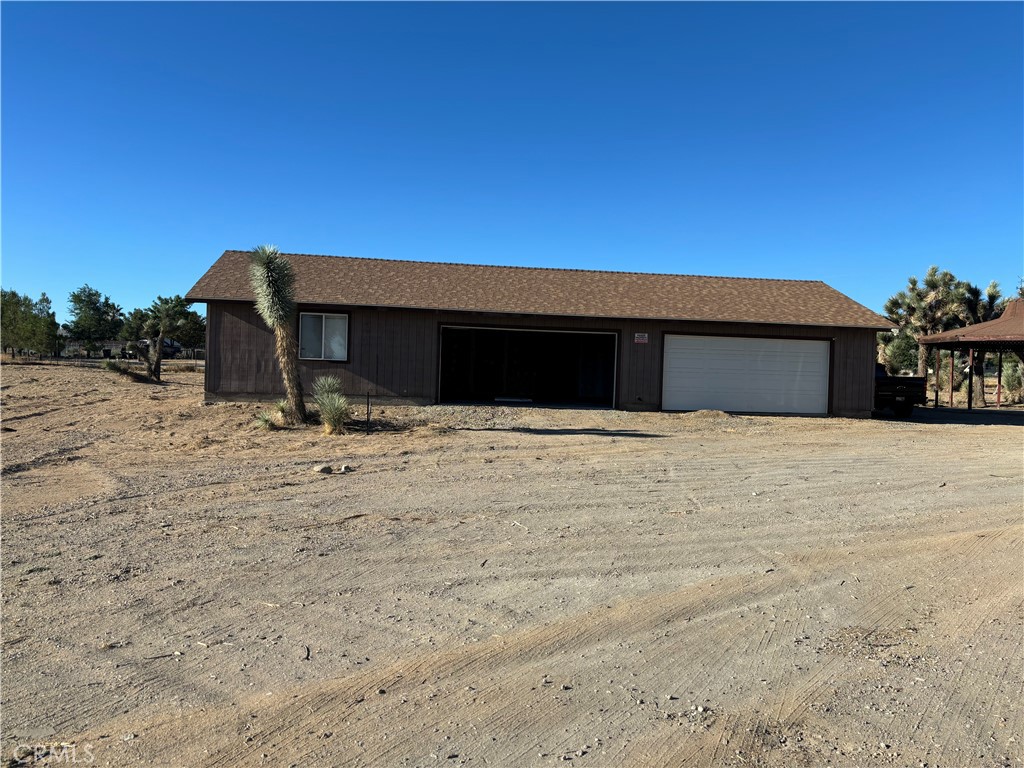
left=634, top=333, right=649, bottom=344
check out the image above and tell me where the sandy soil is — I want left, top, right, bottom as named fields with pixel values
left=1, top=362, right=1021, bottom=768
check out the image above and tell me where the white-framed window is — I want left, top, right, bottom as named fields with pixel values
left=299, top=312, right=349, bottom=361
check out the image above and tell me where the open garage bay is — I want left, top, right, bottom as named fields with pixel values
left=439, top=326, right=617, bottom=407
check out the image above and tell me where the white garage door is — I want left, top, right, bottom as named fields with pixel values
left=662, top=335, right=830, bottom=414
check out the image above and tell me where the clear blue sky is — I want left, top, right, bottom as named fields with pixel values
left=3, top=2, right=1021, bottom=325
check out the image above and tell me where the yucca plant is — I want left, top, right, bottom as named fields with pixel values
left=313, top=376, right=350, bottom=435
left=1002, top=357, right=1024, bottom=403
left=313, top=375, right=343, bottom=398
left=255, top=410, right=278, bottom=430
left=249, top=245, right=306, bottom=425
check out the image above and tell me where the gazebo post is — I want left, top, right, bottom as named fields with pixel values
left=934, top=347, right=940, bottom=407
left=997, top=351, right=1003, bottom=408
left=948, top=351, right=954, bottom=408
left=967, top=349, right=974, bottom=411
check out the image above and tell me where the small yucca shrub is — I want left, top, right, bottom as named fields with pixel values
left=313, top=376, right=343, bottom=398
left=255, top=410, right=278, bottom=430
left=313, top=376, right=350, bottom=435
left=1002, top=358, right=1024, bottom=403
left=316, top=392, right=351, bottom=435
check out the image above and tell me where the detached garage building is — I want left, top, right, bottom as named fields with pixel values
left=186, top=251, right=890, bottom=417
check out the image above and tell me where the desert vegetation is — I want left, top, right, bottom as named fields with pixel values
left=313, top=375, right=351, bottom=434
left=881, top=268, right=1022, bottom=406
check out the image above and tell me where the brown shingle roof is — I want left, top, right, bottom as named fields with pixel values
left=920, top=299, right=1024, bottom=350
left=186, top=250, right=892, bottom=329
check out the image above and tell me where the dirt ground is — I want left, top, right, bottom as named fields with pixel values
left=1, top=363, right=1021, bottom=768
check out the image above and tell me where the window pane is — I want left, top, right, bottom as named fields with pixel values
left=324, top=315, right=348, bottom=360
left=299, top=314, right=323, bottom=359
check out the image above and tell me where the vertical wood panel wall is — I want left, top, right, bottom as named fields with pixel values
left=204, top=301, right=877, bottom=416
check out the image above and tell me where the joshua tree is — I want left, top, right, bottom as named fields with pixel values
left=884, top=266, right=962, bottom=378
left=139, top=295, right=189, bottom=382
left=249, top=245, right=307, bottom=424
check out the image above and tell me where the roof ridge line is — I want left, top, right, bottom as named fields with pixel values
left=222, top=250, right=825, bottom=285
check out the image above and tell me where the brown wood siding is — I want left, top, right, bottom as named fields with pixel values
left=203, top=301, right=877, bottom=415
left=831, top=326, right=877, bottom=416
left=209, top=302, right=280, bottom=395
left=293, top=305, right=440, bottom=399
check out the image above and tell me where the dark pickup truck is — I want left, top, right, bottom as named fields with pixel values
left=875, top=364, right=927, bottom=417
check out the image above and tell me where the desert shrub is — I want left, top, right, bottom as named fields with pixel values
left=1001, top=357, right=1024, bottom=403
left=102, top=359, right=150, bottom=383
left=315, top=392, right=351, bottom=435
left=931, top=351, right=966, bottom=394
left=269, top=397, right=306, bottom=424
left=313, top=376, right=350, bottom=435
left=313, top=375, right=343, bottom=398
left=255, top=410, right=278, bottom=430
left=161, top=359, right=202, bottom=372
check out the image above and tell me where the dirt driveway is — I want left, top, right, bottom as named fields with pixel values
left=1, top=364, right=1021, bottom=767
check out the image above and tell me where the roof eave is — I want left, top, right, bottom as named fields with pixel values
left=187, top=295, right=890, bottom=330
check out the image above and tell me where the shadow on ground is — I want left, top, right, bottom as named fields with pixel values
left=906, top=406, right=1024, bottom=427
left=456, top=427, right=665, bottom=438
left=347, top=418, right=414, bottom=434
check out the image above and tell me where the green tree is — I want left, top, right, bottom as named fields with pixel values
left=3, top=290, right=28, bottom=354
left=30, top=293, right=60, bottom=357
left=877, top=328, right=919, bottom=375
left=249, top=245, right=306, bottom=424
left=175, top=309, right=206, bottom=354
left=119, top=308, right=150, bottom=348
left=2, top=289, right=32, bottom=354
left=2, top=289, right=60, bottom=356
left=884, top=267, right=962, bottom=378
left=125, top=304, right=203, bottom=359
left=67, top=285, right=123, bottom=357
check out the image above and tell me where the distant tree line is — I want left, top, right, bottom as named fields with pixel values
left=881, top=268, right=1024, bottom=406
left=1, top=290, right=60, bottom=356
left=1, top=283, right=205, bottom=382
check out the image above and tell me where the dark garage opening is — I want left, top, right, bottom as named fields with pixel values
left=439, top=326, right=617, bottom=407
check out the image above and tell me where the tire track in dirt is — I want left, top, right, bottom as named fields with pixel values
left=622, top=518, right=1023, bottom=767
left=94, top=527, right=932, bottom=767
left=771, top=524, right=1019, bottom=729
left=69, top=572, right=775, bottom=765
left=927, top=596, right=1023, bottom=767
left=6, top=366, right=1022, bottom=766
left=908, top=526, right=1023, bottom=767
